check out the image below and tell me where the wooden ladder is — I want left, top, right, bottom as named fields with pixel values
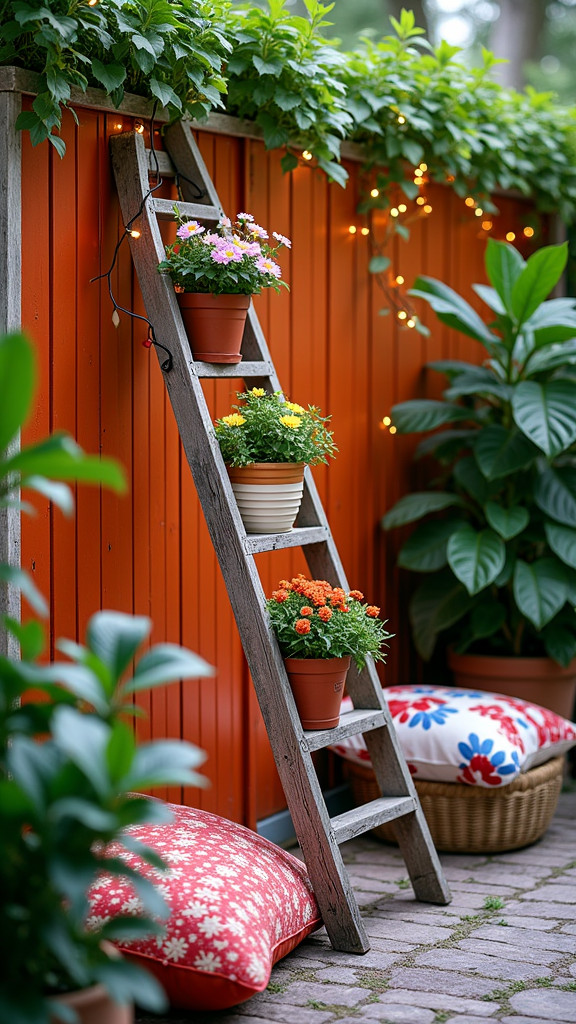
left=110, top=123, right=450, bottom=954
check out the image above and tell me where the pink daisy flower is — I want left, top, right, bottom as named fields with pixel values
left=257, top=256, right=282, bottom=279
left=211, top=245, right=243, bottom=264
left=250, top=223, right=269, bottom=240
left=236, top=212, right=254, bottom=222
left=177, top=221, right=205, bottom=239
left=272, top=231, right=292, bottom=249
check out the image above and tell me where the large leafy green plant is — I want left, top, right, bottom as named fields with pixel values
left=0, top=332, right=213, bottom=1023
left=382, top=240, right=576, bottom=666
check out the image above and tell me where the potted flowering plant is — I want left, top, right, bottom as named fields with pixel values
left=267, top=575, right=392, bottom=729
left=215, top=388, right=337, bottom=534
left=158, top=209, right=290, bottom=364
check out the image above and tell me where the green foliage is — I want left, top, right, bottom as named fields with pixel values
left=3, top=0, right=576, bottom=222
left=383, top=240, right=576, bottom=664
left=214, top=387, right=337, bottom=468
left=1, top=0, right=230, bottom=153
left=266, top=575, right=392, bottom=670
left=158, top=208, right=290, bottom=294
left=0, top=332, right=213, bottom=1020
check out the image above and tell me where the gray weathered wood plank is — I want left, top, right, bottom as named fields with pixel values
left=193, top=360, right=273, bottom=379
left=331, top=796, right=417, bottom=844
left=152, top=197, right=220, bottom=221
left=244, top=526, right=328, bottom=554
left=304, top=707, right=388, bottom=753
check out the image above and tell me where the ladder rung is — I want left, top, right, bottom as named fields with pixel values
left=244, top=525, right=329, bottom=554
left=194, top=361, right=273, bottom=378
left=331, top=795, right=417, bottom=845
left=152, top=197, right=221, bottom=222
left=304, top=707, right=388, bottom=753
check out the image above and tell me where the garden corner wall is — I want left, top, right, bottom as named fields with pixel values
left=18, top=98, right=535, bottom=828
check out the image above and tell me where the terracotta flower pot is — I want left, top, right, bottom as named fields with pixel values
left=227, top=462, right=305, bottom=534
left=49, top=983, right=133, bottom=1024
left=448, top=648, right=576, bottom=720
left=284, top=656, right=351, bottom=729
left=177, top=292, right=250, bottom=364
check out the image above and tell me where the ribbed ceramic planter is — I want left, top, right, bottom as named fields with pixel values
left=448, top=649, right=576, bottom=720
left=284, top=656, right=351, bottom=730
left=177, top=292, right=250, bottom=364
left=228, top=462, right=305, bottom=534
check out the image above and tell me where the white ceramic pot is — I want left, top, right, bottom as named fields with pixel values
left=227, top=463, right=305, bottom=534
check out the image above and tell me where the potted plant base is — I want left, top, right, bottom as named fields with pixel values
left=177, top=292, right=250, bottom=363
left=284, top=656, right=351, bottom=729
left=228, top=462, right=305, bottom=534
left=448, top=649, right=576, bottom=720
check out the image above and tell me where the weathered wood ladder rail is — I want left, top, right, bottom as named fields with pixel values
left=110, top=124, right=451, bottom=954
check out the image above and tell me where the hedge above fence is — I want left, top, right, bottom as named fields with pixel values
left=2, top=0, right=576, bottom=222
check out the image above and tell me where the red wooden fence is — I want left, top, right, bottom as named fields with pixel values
left=19, top=101, right=534, bottom=827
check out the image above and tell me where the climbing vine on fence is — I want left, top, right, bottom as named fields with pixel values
left=2, top=0, right=576, bottom=224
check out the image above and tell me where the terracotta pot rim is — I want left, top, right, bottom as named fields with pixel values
left=176, top=291, right=251, bottom=305
left=284, top=655, right=351, bottom=670
left=228, top=462, right=306, bottom=470
left=448, top=648, right=576, bottom=676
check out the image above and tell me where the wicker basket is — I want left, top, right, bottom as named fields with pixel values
left=347, top=756, right=564, bottom=854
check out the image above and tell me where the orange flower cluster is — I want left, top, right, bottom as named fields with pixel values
left=281, top=574, right=351, bottom=611
left=295, top=619, right=311, bottom=635
left=366, top=605, right=381, bottom=618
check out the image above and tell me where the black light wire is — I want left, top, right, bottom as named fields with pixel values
left=92, top=104, right=207, bottom=372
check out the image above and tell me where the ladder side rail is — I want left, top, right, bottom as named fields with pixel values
left=110, top=130, right=371, bottom=952
left=163, top=120, right=222, bottom=210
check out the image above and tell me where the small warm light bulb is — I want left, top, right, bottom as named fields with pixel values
left=302, top=150, right=313, bottom=161
left=482, top=220, right=493, bottom=231
left=389, top=425, right=397, bottom=434
left=348, top=225, right=357, bottom=234
left=465, top=197, right=476, bottom=208
left=398, top=310, right=407, bottom=321
left=395, top=275, right=405, bottom=285
left=523, top=226, right=535, bottom=238
left=419, top=162, right=428, bottom=172
left=88, top=0, right=98, bottom=6
left=423, top=204, right=433, bottom=214
left=475, top=208, right=483, bottom=217
left=370, top=188, right=380, bottom=198
left=390, top=208, right=399, bottom=218
left=506, top=231, right=516, bottom=242
left=416, top=196, right=426, bottom=206
left=361, top=227, right=370, bottom=236
left=398, top=203, right=407, bottom=213
left=130, top=229, right=141, bottom=238
left=134, top=121, right=145, bottom=135
left=383, top=416, right=391, bottom=426
left=397, top=115, right=406, bottom=124
left=114, top=122, right=123, bottom=130
left=406, top=318, right=416, bottom=328
left=446, top=174, right=455, bottom=183
left=414, top=175, right=423, bottom=184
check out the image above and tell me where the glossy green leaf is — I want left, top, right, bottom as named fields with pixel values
left=544, top=522, right=576, bottom=570
left=0, top=333, right=35, bottom=452
left=485, top=239, right=525, bottom=312
left=415, top=429, right=477, bottom=460
left=397, top=518, right=462, bottom=572
left=0, top=564, right=48, bottom=616
left=127, top=740, right=208, bottom=790
left=512, top=380, right=576, bottom=457
left=447, top=524, right=505, bottom=596
left=510, top=242, right=568, bottom=326
left=126, top=644, right=214, bottom=693
left=409, top=570, right=473, bottom=660
left=382, top=492, right=464, bottom=529
left=513, top=558, right=568, bottom=629
left=368, top=256, right=391, bottom=274
left=391, top=399, right=472, bottom=433
left=453, top=456, right=489, bottom=505
left=484, top=502, right=529, bottom=540
left=87, top=611, right=151, bottom=685
left=542, top=624, right=576, bottom=667
left=534, top=466, right=576, bottom=526
left=410, top=276, right=496, bottom=345
left=474, top=425, right=537, bottom=480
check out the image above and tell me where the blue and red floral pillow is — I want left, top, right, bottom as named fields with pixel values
left=331, top=686, right=576, bottom=787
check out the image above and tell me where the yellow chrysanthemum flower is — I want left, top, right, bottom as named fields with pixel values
left=222, top=413, right=246, bottom=427
left=284, top=401, right=306, bottom=415
left=280, top=415, right=302, bottom=429
left=251, top=388, right=265, bottom=397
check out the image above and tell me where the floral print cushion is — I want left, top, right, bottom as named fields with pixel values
left=331, top=686, right=576, bottom=788
left=88, top=804, right=322, bottom=1010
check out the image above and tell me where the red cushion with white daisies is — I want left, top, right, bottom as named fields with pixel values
left=88, top=804, right=321, bottom=1010
left=331, top=686, right=576, bottom=788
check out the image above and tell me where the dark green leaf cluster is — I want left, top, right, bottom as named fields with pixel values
left=158, top=207, right=290, bottom=295
left=266, top=576, right=392, bottom=671
left=2, top=0, right=230, bottom=154
left=214, top=387, right=337, bottom=467
left=382, top=240, right=576, bottom=666
left=0, top=332, right=213, bottom=1022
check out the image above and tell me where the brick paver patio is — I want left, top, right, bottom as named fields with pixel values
left=137, top=787, right=576, bottom=1024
